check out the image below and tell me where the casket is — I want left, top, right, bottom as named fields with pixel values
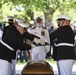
left=21, top=60, right=54, bottom=75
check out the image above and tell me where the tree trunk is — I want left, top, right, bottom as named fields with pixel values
left=44, top=12, right=52, bottom=29
left=44, top=4, right=56, bottom=29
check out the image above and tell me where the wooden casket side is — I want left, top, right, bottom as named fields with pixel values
left=21, top=60, right=54, bottom=75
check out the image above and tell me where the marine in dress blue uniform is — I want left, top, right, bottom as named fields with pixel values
left=0, top=17, right=34, bottom=75
left=50, top=15, right=76, bottom=75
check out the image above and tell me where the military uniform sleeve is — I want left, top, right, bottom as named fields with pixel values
left=23, top=31, right=34, bottom=41
left=50, top=28, right=60, bottom=41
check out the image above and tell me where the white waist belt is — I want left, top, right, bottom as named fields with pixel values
left=54, top=43, right=74, bottom=47
left=0, top=40, right=14, bottom=51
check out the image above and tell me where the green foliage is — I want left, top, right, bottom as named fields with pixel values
left=0, top=0, right=76, bottom=23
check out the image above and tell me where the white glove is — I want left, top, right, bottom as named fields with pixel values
left=33, top=38, right=41, bottom=44
left=40, top=39, right=45, bottom=45
left=34, top=38, right=45, bottom=45
left=31, top=44, right=36, bottom=48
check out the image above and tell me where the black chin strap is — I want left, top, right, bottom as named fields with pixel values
left=60, top=20, right=65, bottom=27
left=61, top=20, right=65, bottom=26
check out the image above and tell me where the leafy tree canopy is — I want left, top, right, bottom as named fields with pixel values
left=0, top=0, right=76, bottom=27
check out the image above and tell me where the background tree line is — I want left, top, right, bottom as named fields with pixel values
left=0, top=0, right=76, bottom=28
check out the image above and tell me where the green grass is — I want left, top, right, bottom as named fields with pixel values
left=16, top=58, right=76, bottom=65
left=46, top=58, right=56, bottom=64
left=16, top=60, right=27, bottom=65
left=16, top=58, right=56, bottom=64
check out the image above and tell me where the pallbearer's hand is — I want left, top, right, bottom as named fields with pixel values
left=31, top=44, right=36, bottom=48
